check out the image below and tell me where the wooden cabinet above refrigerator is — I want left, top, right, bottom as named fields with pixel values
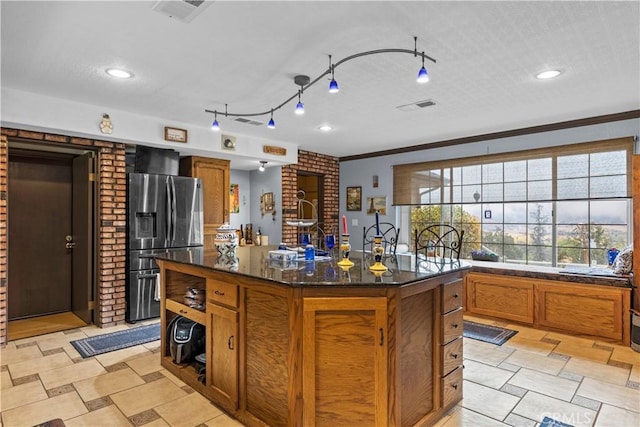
left=180, top=156, right=230, bottom=250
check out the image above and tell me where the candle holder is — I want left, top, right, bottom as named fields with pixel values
left=369, top=235, right=388, bottom=271
left=337, top=234, right=354, bottom=267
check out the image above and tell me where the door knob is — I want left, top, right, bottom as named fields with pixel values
left=65, top=235, right=76, bottom=249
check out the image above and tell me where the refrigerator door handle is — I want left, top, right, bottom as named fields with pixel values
left=165, top=176, right=172, bottom=246
left=170, top=176, right=177, bottom=244
left=137, top=273, right=158, bottom=279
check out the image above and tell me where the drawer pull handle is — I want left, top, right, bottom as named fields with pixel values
left=228, top=336, right=234, bottom=350
left=453, top=293, right=459, bottom=298
left=379, top=328, right=384, bottom=346
left=215, top=290, right=225, bottom=296
left=452, top=353, right=458, bottom=359
left=179, top=309, right=187, bottom=314
left=452, top=323, right=459, bottom=329
left=452, top=383, right=459, bottom=390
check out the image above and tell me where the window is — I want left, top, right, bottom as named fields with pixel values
left=393, top=137, right=633, bottom=267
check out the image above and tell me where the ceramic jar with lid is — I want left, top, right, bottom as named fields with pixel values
left=214, top=223, right=238, bottom=256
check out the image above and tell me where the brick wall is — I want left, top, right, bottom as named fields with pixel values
left=0, top=135, right=7, bottom=346
left=281, top=150, right=339, bottom=245
left=0, top=128, right=127, bottom=346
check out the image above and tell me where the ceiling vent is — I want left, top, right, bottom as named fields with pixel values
left=234, top=117, right=263, bottom=127
left=151, top=0, right=213, bottom=23
left=397, top=99, right=436, bottom=112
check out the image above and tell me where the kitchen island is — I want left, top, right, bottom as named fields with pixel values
left=156, top=246, right=470, bottom=427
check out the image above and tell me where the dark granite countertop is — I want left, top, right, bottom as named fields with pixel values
left=156, top=246, right=470, bottom=287
left=468, top=260, right=633, bottom=288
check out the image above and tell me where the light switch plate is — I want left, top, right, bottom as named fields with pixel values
left=352, top=218, right=358, bottom=226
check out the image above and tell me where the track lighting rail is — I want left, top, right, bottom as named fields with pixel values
left=205, top=38, right=437, bottom=125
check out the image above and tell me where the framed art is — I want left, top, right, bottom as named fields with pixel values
left=366, top=196, right=386, bottom=215
left=230, top=184, right=240, bottom=213
left=164, top=126, right=187, bottom=143
left=346, top=186, right=362, bottom=211
left=261, top=192, right=275, bottom=216
left=222, top=134, right=236, bottom=151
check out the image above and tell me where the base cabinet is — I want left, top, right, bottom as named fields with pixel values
left=465, top=272, right=631, bottom=344
left=158, top=258, right=468, bottom=426
left=302, top=297, right=388, bottom=427
left=206, top=303, right=239, bottom=410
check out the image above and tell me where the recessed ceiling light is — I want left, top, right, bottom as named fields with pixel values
left=106, top=68, right=133, bottom=79
left=536, top=70, right=561, bottom=80
left=319, top=125, right=333, bottom=132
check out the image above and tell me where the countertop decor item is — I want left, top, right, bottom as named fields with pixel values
left=470, top=250, right=499, bottom=262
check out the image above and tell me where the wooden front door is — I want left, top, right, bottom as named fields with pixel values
left=8, top=148, right=95, bottom=322
left=8, top=151, right=73, bottom=319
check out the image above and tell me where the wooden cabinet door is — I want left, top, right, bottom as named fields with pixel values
left=466, top=273, right=534, bottom=324
left=303, top=297, right=387, bottom=427
left=180, top=157, right=230, bottom=241
left=207, top=303, right=239, bottom=409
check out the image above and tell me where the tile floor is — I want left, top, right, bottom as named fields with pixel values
left=1, top=315, right=638, bottom=427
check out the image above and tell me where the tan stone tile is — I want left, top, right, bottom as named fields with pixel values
left=503, top=335, right=556, bottom=356
left=508, top=368, right=578, bottom=401
left=110, top=377, right=188, bottom=417
left=610, top=346, right=640, bottom=366
left=442, top=405, right=510, bottom=426
left=39, top=359, right=106, bottom=390
left=630, top=365, right=640, bottom=384
left=0, top=391, right=88, bottom=426
left=553, top=341, right=612, bottom=363
left=544, top=331, right=596, bottom=346
left=8, top=351, right=73, bottom=379
left=140, top=418, right=171, bottom=427
left=512, top=391, right=597, bottom=427
left=577, top=377, right=640, bottom=412
left=461, top=380, right=520, bottom=420
left=594, top=403, right=640, bottom=427
left=205, top=413, right=247, bottom=426
left=463, top=338, right=512, bottom=366
left=125, top=352, right=162, bottom=376
left=0, top=379, right=48, bottom=411
left=81, top=324, right=130, bottom=337
left=65, top=404, right=131, bottom=426
left=563, top=357, right=630, bottom=386
left=155, top=392, right=223, bottom=427
left=1, top=370, right=12, bottom=390
left=94, top=344, right=152, bottom=367
left=74, top=367, right=145, bottom=402
left=0, top=344, right=42, bottom=365
left=35, top=330, right=88, bottom=352
left=62, top=343, right=84, bottom=360
left=504, top=349, right=567, bottom=375
left=463, top=359, right=515, bottom=389
left=160, top=369, right=187, bottom=388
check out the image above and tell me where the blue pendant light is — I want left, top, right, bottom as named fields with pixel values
left=295, top=90, right=304, bottom=115
left=417, top=51, right=429, bottom=83
left=268, top=109, right=275, bottom=129
left=211, top=111, right=220, bottom=131
left=328, top=55, right=339, bottom=93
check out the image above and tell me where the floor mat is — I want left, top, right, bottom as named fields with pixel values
left=70, top=323, right=160, bottom=358
left=463, top=320, right=518, bottom=345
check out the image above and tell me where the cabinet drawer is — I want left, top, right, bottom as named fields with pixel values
left=207, top=279, right=238, bottom=308
left=441, top=308, right=463, bottom=344
left=166, top=299, right=206, bottom=325
left=442, top=279, right=463, bottom=313
left=441, top=366, right=463, bottom=409
left=441, top=336, right=463, bottom=376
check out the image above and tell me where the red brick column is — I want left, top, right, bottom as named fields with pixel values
left=0, top=135, right=7, bottom=347
left=281, top=150, right=339, bottom=246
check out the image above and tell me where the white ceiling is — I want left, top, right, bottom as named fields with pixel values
left=1, top=1, right=639, bottom=166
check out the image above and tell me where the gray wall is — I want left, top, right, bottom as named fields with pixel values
left=249, top=165, right=283, bottom=246
left=229, top=169, right=251, bottom=229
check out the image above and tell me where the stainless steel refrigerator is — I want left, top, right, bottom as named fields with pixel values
left=126, top=172, right=204, bottom=322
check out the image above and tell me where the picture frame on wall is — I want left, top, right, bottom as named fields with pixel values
left=346, top=186, right=362, bottom=211
left=366, top=196, right=386, bottom=215
left=164, top=126, right=187, bottom=143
